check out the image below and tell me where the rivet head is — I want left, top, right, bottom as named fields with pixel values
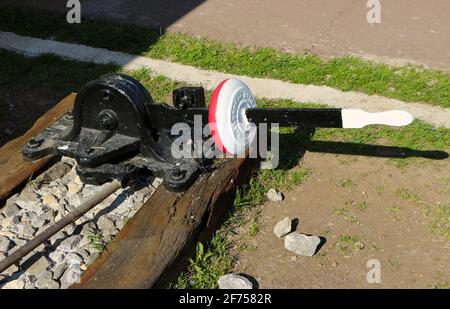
left=98, top=109, right=119, bottom=131
left=27, top=136, right=44, bottom=148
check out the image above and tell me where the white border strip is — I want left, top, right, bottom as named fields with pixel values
left=1, top=31, right=449, bottom=128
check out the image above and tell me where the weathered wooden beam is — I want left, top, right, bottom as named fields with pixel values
left=0, top=94, right=76, bottom=202
left=74, top=158, right=258, bottom=289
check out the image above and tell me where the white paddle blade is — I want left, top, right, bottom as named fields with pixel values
left=341, top=109, right=414, bottom=128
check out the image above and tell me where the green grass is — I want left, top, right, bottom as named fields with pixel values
left=1, top=6, right=449, bottom=108
left=248, top=221, right=259, bottom=237
left=423, top=204, right=450, bottom=239
left=333, top=206, right=360, bottom=224
left=395, top=188, right=421, bottom=202
left=173, top=236, right=232, bottom=289
left=374, top=184, right=385, bottom=195
left=387, top=204, right=401, bottom=213
left=354, top=201, right=369, bottom=211
left=338, top=178, right=355, bottom=188
left=433, top=280, right=450, bottom=289
left=388, top=258, right=402, bottom=270
left=88, top=231, right=108, bottom=253
left=336, top=235, right=365, bottom=254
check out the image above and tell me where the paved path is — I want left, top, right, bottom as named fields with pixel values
left=2, top=0, right=450, bottom=71
left=1, top=31, right=449, bottom=128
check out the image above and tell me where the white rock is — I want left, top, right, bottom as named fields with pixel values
left=67, top=182, right=83, bottom=195
left=23, top=275, right=37, bottom=289
left=152, top=177, right=163, bottom=188
left=35, top=271, right=60, bottom=289
left=80, top=222, right=97, bottom=238
left=218, top=274, right=253, bottom=289
left=42, top=194, right=59, bottom=210
left=1, top=215, right=21, bottom=232
left=12, top=224, right=36, bottom=239
left=26, top=256, right=51, bottom=275
left=60, top=156, right=77, bottom=166
left=267, top=188, right=283, bottom=202
left=15, top=187, right=40, bottom=210
left=20, top=211, right=37, bottom=223
left=273, top=217, right=293, bottom=238
left=52, top=262, right=67, bottom=280
left=11, top=238, right=27, bottom=247
left=60, top=264, right=81, bottom=289
left=41, top=161, right=72, bottom=182
left=65, top=253, right=83, bottom=266
left=2, top=263, right=19, bottom=276
left=84, top=252, right=99, bottom=265
left=76, top=248, right=90, bottom=261
left=284, top=233, right=321, bottom=257
left=51, top=185, right=68, bottom=200
left=0, top=235, right=12, bottom=253
left=49, top=231, right=66, bottom=246
left=58, top=235, right=82, bottom=252
left=1, top=278, right=25, bottom=289
left=97, top=216, right=117, bottom=235
left=31, top=211, right=55, bottom=229
left=49, top=250, right=66, bottom=264
left=3, top=203, right=21, bottom=218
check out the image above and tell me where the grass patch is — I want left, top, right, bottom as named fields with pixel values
left=336, top=235, right=365, bottom=254
left=395, top=188, right=421, bottom=202
left=1, top=6, right=450, bottom=108
left=388, top=258, right=401, bottom=270
left=88, top=231, right=108, bottom=253
left=387, top=205, right=401, bottom=213
left=374, top=184, right=385, bottom=195
left=333, top=206, right=360, bottom=224
left=423, top=204, right=450, bottom=239
left=248, top=221, right=259, bottom=237
left=433, top=280, right=450, bottom=289
left=338, top=178, right=355, bottom=188
left=173, top=236, right=232, bottom=289
left=354, top=201, right=369, bottom=211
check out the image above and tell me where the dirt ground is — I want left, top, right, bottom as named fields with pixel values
left=232, top=153, right=449, bottom=288
left=2, top=0, right=449, bottom=71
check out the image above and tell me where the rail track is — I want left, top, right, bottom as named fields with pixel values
left=0, top=94, right=255, bottom=289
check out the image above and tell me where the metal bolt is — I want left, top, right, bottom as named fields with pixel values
left=98, top=109, right=119, bottom=131
left=171, top=168, right=186, bottom=181
left=27, top=136, right=44, bottom=148
left=64, top=111, right=74, bottom=120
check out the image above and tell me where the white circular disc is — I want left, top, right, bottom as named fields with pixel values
left=208, top=79, right=257, bottom=156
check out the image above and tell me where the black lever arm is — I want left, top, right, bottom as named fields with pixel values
left=246, top=108, right=343, bottom=128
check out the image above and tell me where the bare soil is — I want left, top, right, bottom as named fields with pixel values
left=232, top=153, right=449, bottom=288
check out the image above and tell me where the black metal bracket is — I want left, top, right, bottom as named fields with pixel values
left=22, top=74, right=210, bottom=191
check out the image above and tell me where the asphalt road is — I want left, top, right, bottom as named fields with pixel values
left=2, top=0, right=450, bottom=71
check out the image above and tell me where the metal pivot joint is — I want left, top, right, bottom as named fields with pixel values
left=22, top=74, right=209, bottom=191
